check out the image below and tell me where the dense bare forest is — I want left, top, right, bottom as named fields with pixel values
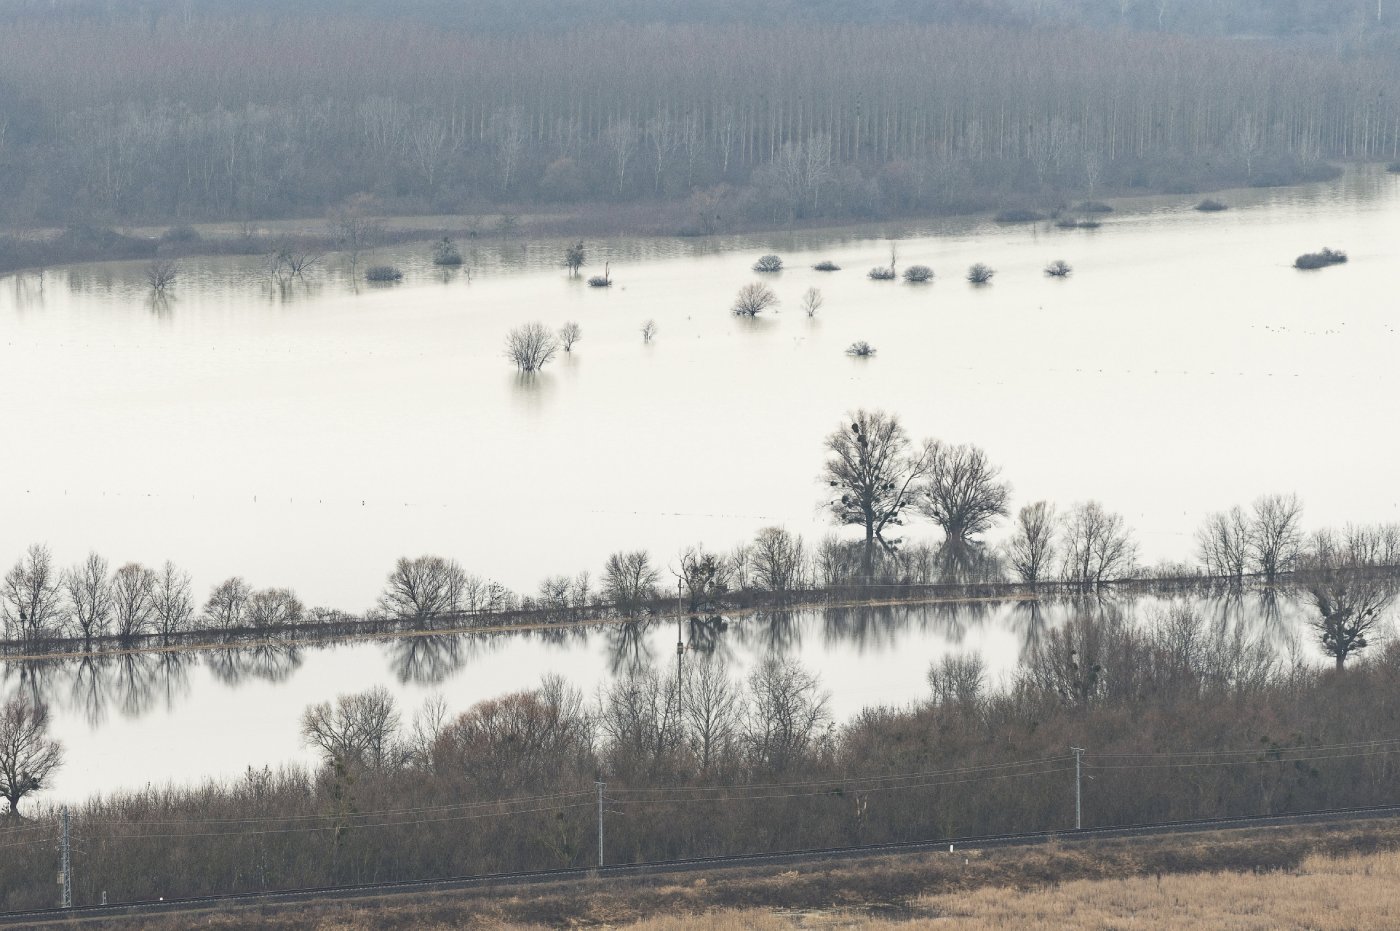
left=0, top=1, right=1395, bottom=233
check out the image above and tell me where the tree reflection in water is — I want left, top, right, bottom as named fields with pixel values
left=205, top=644, right=304, bottom=686
left=606, top=621, right=656, bottom=677
left=0, top=591, right=1325, bottom=734
left=387, top=632, right=498, bottom=686
left=1008, top=599, right=1049, bottom=660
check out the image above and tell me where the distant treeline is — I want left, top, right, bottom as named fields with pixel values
left=0, top=15, right=1387, bottom=232
left=6, top=605, right=1400, bottom=910
left=0, top=0, right=1395, bottom=40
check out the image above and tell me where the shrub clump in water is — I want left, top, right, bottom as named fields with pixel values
left=1045, top=260, right=1073, bottom=278
left=967, top=263, right=995, bottom=284
left=1294, top=248, right=1348, bottom=270
left=903, top=264, right=933, bottom=283
left=813, top=260, right=841, bottom=272
left=365, top=265, right=403, bottom=282
left=753, top=254, right=784, bottom=273
left=867, top=266, right=896, bottom=281
left=1195, top=199, right=1229, bottom=212
left=431, top=237, right=463, bottom=266
left=846, top=340, right=877, bottom=357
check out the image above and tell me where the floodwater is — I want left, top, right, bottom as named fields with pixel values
left=0, top=592, right=1315, bottom=800
left=1, top=166, right=1397, bottom=798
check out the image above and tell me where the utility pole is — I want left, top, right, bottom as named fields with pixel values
left=1071, top=747, right=1083, bottom=830
left=676, top=578, right=685, bottom=699
left=60, top=806, right=72, bottom=908
left=596, top=781, right=605, bottom=868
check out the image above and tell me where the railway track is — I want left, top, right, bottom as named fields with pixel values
left=6, top=803, right=1400, bottom=926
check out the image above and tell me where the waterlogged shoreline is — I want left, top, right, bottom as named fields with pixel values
left=0, top=163, right=1353, bottom=279
left=0, top=572, right=1322, bottom=663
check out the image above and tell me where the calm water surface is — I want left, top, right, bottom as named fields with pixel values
left=1, top=168, right=1396, bottom=797
left=0, top=593, right=1314, bottom=800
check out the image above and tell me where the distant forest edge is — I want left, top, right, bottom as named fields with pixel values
left=2, top=0, right=1398, bottom=39
left=0, top=11, right=1393, bottom=239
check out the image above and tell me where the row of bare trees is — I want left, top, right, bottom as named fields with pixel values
left=9, top=414, right=1390, bottom=648
left=0, top=546, right=305, bottom=647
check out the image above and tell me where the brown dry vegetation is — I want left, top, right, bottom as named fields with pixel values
left=75, top=820, right=1400, bottom=930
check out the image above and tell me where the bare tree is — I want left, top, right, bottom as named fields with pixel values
left=2, top=544, right=64, bottom=642
left=679, top=546, right=731, bottom=611
left=505, top=322, right=559, bottom=372
left=64, top=552, right=113, bottom=651
left=801, top=287, right=823, bottom=317
left=145, top=259, right=178, bottom=293
left=1196, top=506, right=1251, bottom=580
left=330, top=207, right=383, bottom=276
left=564, top=241, right=586, bottom=276
left=927, top=654, right=986, bottom=707
left=0, top=697, right=63, bottom=818
left=302, top=686, right=403, bottom=772
left=489, top=106, right=527, bottom=192
left=204, top=577, right=251, bottom=631
left=743, top=658, right=831, bottom=772
left=1250, top=493, right=1304, bottom=583
left=681, top=658, right=743, bottom=773
left=750, top=527, right=805, bottom=595
left=1007, top=501, right=1057, bottom=585
left=246, top=588, right=304, bottom=628
left=641, top=319, right=658, bottom=342
left=379, top=556, right=469, bottom=628
left=645, top=111, right=677, bottom=194
left=603, top=118, right=638, bottom=195
left=917, top=442, right=1011, bottom=552
left=604, top=550, right=660, bottom=617
left=558, top=321, right=581, bottom=352
left=822, top=410, right=933, bottom=581
left=1060, top=501, right=1137, bottom=588
left=110, top=562, right=157, bottom=643
left=732, top=282, right=778, bottom=316
left=151, top=561, right=194, bottom=643
left=599, top=667, right=682, bottom=780
left=408, top=115, right=452, bottom=191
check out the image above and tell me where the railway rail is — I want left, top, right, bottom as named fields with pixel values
left=6, top=803, right=1400, bottom=926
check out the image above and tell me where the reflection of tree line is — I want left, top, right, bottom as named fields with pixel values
left=0, top=591, right=1312, bottom=725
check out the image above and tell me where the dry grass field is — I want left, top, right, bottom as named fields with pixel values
left=607, top=847, right=1400, bottom=929
left=87, top=820, right=1400, bottom=930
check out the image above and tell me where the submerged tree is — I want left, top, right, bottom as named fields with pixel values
left=558, top=321, right=582, bottom=352
left=564, top=240, right=586, bottom=276
left=505, top=322, right=559, bottom=372
left=821, top=410, right=933, bottom=582
left=732, top=282, right=778, bottom=316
